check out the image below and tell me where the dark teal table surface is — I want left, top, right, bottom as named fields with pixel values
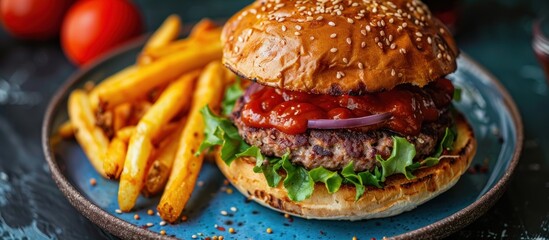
left=1, top=0, right=548, bottom=239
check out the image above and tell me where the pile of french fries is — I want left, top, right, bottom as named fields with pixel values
left=59, top=15, right=234, bottom=223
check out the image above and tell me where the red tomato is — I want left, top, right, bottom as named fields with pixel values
left=0, top=0, right=75, bottom=40
left=61, top=0, right=144, bottom=66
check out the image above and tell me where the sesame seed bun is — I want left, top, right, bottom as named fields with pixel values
left=215, top=114, right=476, bottom=220
left=222, top=0, right=459, bottom=94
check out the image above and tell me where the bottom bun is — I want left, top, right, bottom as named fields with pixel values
left=215, top=114, right=477, bottom=220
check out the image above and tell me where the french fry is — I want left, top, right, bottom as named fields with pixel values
left=113, top=103, right=132, bottom=131
left=144, top=14, right=181, bottom=52
left=139, top=15, right=182, bottom=65
left=189, top=19, right=217, bottom=39
left=142, top=29, right=221, bottom=63
left=153, top=121, right=181, bottom=145
left=142, top=121, right=185, bottom=197
left=90, top=65, right=139, bottom=111
left=118, top=71, right=199, bottom=211
left=58, top=121, right=74, bottom=139
left=103, top=137, right=128, bottom=179
left=68, top=90, right=109, bottom=178
left=96, top=42, right=221, bottom=110
left=116, top=126, right=135, bottom=143
left=158, top=61, right=224, bottom=222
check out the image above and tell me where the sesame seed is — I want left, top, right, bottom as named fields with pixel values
left=399, top=48, right=407, bottom=54
left=294, top=32, right=301, bottom=36
left=389, top=18, right=394, bottom=23
left=336, top=72, right=343, bottom=79
left=146, top=222, right=154, bottom=227
left=134, top=214, right=140, bottom=220
left=361, top=30, right=367, bottom=36
left=230, top=207, right=238, bottom=212
left=316, top=16, right=324, bottom=20
left=377, top=42, right=383, bottom=48
left=328, top=21, right=336, bottom=26
left=330, top=48, right=338, bottom=53
left=307, top=16, right=314, bottom=21
left=381, top=20, right=385, bottom=26
left=427, top=37, right=432, bottom=44
left=437, top=53, right=442, bottom=59
left=147, top=209, right=154, bottom=215
left=238, top=36, right=244, bottom=42
left=380, top=30, right=385, bottom=36
left=388, top=35, right=393, bottom=41
left=347, top=18, right=354, bottom=24
left=229, top=228, right=236, bottom=234
left=160, top=221, right=167, bottom=226
left=228, top=36, right=234, bottom=41
left=221, top=210, right=228, bottom=216
left=89, top=178, right=96, bottom=186
left=358, top=62, right=364, bottom=69
left=346, top=38, right=352, bottom=45
left=373, top=7, right=378, bottom=13
left=115, top=209, right=122, bottom=214
left=181, top=215, right=188, bottom=221
left=440, top=28, right=445, bottom=33
left=310, top=36, right=315, bottom=40
left=192, top=235, right=197, bottom=239
left=402, top=22, right=408, bottom=28
left=438, top=44, right=445, bottom=50
left=374, top=37, right=379, bottom=42
left=446, top=54, right=452, bottom=61
left=365, top=25, right=371, bottom=32
left=284, top=213, right=290, bottom=218
left=415, top=32, right=423, bottom=37
left=282, top=25, right=287, bottom=31
left=234, top=46, right=239, bottom=52
left=390, top=43, right=396, bottom=49
left=330, top=33, right=337, bottom=38
left=391, top=69, right=396, bottom=76
left=361, top=42, right=366, bottom=48
left=295, top=25, right=302, bottom=31
left=266, top=228, right=273, bottom=234
left=416, top=37, right=422, bottom=42
left=342, top=58, right=348, bottom=64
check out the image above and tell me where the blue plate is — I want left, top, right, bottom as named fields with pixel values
left=42, top=38, right=523, bottom=239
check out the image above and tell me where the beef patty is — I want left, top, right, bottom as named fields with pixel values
left=231, top=98, right=452, bottom=172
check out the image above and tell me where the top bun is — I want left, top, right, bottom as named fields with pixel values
left=222, top=0, right=459, bottom=95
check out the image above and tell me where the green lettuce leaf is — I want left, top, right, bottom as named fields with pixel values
left=421, top=127, right=456, bottom=167
left=221, top=78, right=244, bottom=116
left=358, top=167, right=382, bottom=188
left=197, top=106, right=247, bottom=165
left=282, top=153, right=314, bottom=201
left=453, top=87, right=462, bottom=102
left=341, top=162, right=366, bottom=200
left=236, top=146, right=264, bottom=172
left=376, top=136, right=417, bottom=181
left=235, top=146, right=283, bottom=187
left=309, top=167, right=342, bottom=194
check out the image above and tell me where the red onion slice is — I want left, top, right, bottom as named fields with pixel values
left=307, top=112, right=392, bottom=129
left=243, top=82, right=263, bottom=102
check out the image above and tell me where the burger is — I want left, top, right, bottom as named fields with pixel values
left=198, top=0, right=477, bottom=220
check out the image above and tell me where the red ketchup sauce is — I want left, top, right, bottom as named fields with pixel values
left=241, top=78, right=454, bottom=135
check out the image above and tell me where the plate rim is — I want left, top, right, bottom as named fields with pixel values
left=394, top=52, right=524, bottom=239
left=41, top=39, right=524, bottom=239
